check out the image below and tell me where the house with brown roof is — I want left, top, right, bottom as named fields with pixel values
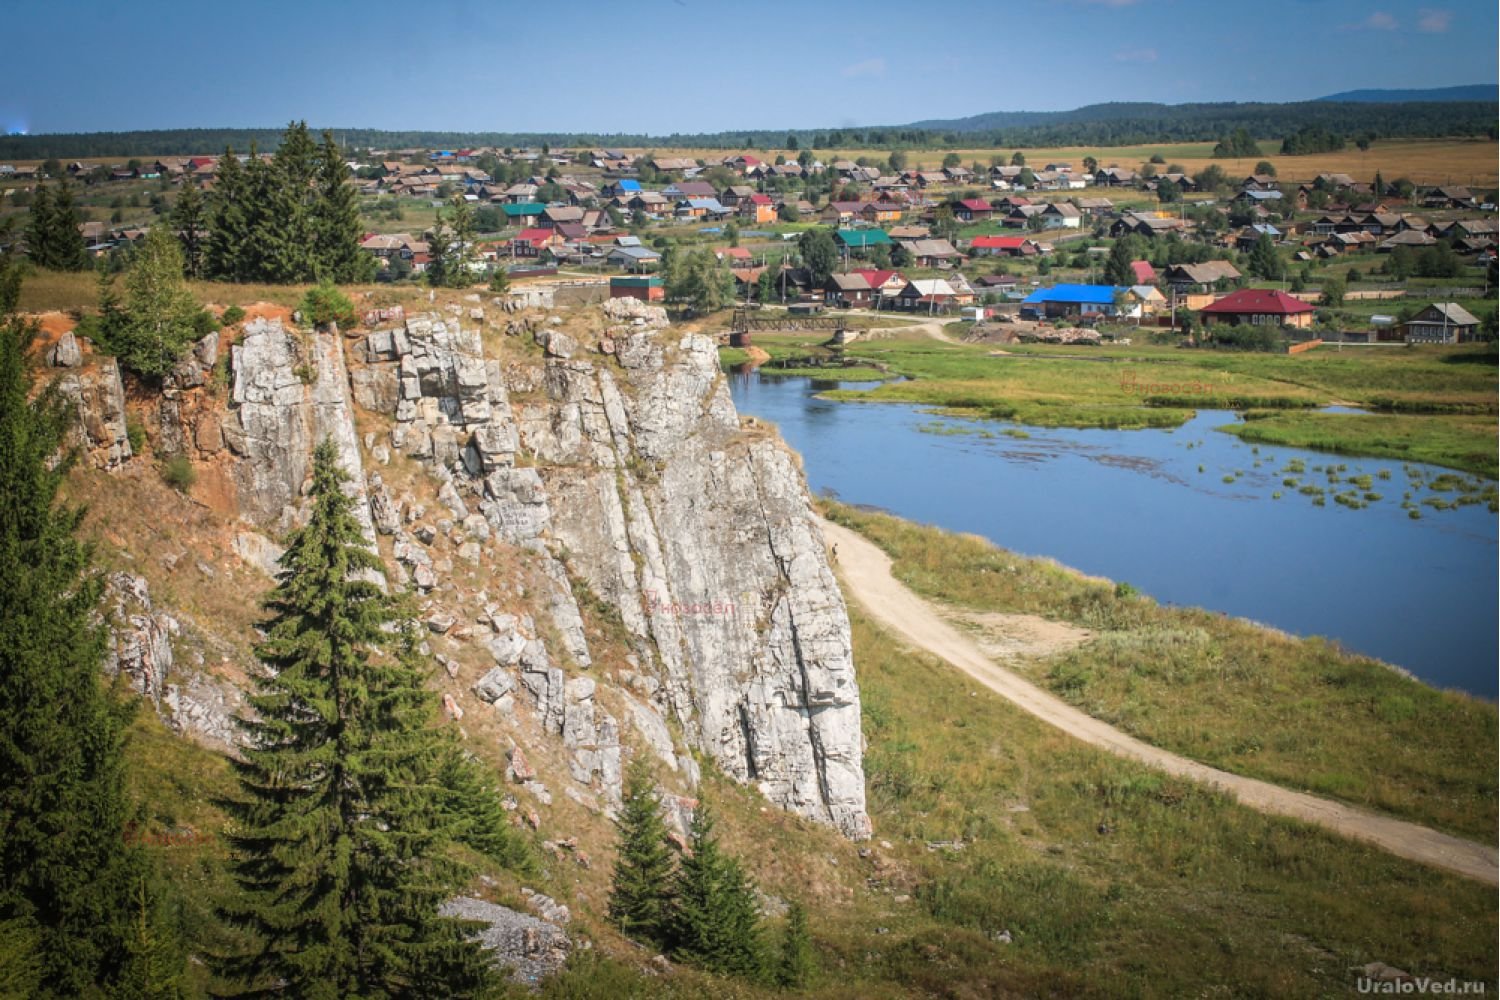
left=898, top=239, right=961, bottom=267
left=1402, top=302, right=1480, bottom=343
left=825, top=273, right=875, bottom=308
left=1164, top=260, right=1242, bottom=290
left=1041, top=202, right=1081, bottom=229
left=1199, top=288, right=1315, bottom=329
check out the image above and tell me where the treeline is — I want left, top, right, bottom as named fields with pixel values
left=3, top=99, right=1495, bottom=159
left=201, top=121, right=373, bottom=284
left=1280, top=125, right=1347, bottom=155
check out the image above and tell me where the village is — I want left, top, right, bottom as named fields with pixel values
left=2, top=141, right=1495, bottom=347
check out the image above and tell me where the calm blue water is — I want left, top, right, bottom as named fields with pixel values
left=727, top=371, right=1500, bottom=698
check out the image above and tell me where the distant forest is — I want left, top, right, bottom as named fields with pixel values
left=1, top=99, right=1495, bottom=159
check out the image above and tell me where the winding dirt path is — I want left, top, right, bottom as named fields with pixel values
left=820, top=517, right=1499, bottom=886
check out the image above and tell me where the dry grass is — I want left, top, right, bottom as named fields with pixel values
left=624, top=138, right=1497, bottom=186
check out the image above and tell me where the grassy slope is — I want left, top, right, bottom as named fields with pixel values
left=119, top=609, right=1500, bottom=999
left=823, top=502, right=1498, bottom=843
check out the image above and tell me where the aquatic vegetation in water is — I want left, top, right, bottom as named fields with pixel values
left=1283, top=477, right=1299, bottom=488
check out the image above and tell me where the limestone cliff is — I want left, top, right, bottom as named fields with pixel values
left=144, top=301, right=869, bottom=839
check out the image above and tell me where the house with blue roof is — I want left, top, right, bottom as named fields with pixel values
left=1021, top=284, right=1125, bottom=319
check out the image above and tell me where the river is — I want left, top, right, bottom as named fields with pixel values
left=726, top=370, right=1499, bottom=698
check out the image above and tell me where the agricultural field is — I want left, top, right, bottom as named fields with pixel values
left=623, top=137, right=1499, bottom=187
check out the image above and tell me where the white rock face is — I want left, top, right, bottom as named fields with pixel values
left=224, top=318, right=375, bottom=539
left=55, top=356, right=133, bottom=469
left=204, top=308, right=868, bottom=839
left=102, top=573, right=245, bottom=750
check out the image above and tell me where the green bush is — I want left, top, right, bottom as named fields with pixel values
left=299, top=281, right=357, bottom=329
left=160, top=455, right=196, bottom=492
left=220, top=304, right=245, bottom=325
left=191, top=309, right=218, bottom=337
left=125, top=416, right=146, bottom=455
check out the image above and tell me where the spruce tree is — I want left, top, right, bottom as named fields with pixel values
left=776, top=901, right=814, bottom=990
left=312, top=130, right=374, bottom=283
left=48, top=180, right=90, bottom=272
left=23, top=183, right=55, bottom=268
left=216, top=440, right=499, bottom=998
left=668, top=804, right=763, bottom=978
left=0, top=307, right=181, bottom=997
left=607, top=762, right=676, bottom=946
left=204, top=146, right=250, bottom=282
left=1104, top=238, right=1135, bottom=287
left=169, top=181, right=206, bottom=279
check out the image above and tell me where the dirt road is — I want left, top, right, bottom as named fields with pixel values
left=820, top=517, right=1499, bottom=886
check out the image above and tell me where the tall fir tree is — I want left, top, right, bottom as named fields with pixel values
left=312, top=131, right=374, bottom=283
left=668, top=804, right=763, bottom=978
left=607, top=762, right=676, bottom=946
left=0, top=306, right=181, bottom=997
left=244, top=140, right=311, bottom=284
left=204, top=146, right=250, bottom=282
left=776, top=901, right=814, bottom=990
left=169, top=180, right=206, bottom=279
left=48, top=179, right=90, bottom=272
left=23, top=183, right=55, bottom=269
left=1104, top=237, right=1135, bottom=287
left=215, top=441, right=499, bottom=999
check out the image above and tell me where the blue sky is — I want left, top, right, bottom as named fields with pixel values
left=3, top=0, right=1496, bottom=134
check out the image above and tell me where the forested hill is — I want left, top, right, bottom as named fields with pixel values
left=1, top=97, right=1495, bottom=159
left=902, top=100, right=1497, bottom=145
left=1315, top=84, right=1495, bottom=102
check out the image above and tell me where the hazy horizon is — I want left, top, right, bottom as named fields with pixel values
left=3, top=0, right=1496, bottom=136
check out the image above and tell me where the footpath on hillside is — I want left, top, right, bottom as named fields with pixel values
left=819, top=516, right=1499, bottom=886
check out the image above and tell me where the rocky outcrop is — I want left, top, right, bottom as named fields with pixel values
left=438, top=897, right=570, bottom=987
left=102, top=573, right=245, bottom=750
left=356, top=307, right=869, bottom=838
left=223, top=318, right=374, bottom=538
left=55, top=353, right=133, bottom=470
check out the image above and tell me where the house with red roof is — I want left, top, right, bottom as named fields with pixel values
left=508, top=227, right=560, bottom=258
left=851, top=269, right=908, bottom=301
left=1129, top=260, right=1156, bottom=284
left=950, top=198, right=994, bottom=222
left=969, top=235, right=1041, bottom=257
left=739, top=192, right=776, bottom=223
left=1198, top=288, right=1316, bottom=329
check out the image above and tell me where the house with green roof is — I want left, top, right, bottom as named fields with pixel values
left=834, top=228, right=893, bottom=257
left=501, top=202, right=546, bottom=226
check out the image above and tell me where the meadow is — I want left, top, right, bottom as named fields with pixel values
left=822, top=501, right=1499, bottom=843
left=733, top=332, right=1499, bottom=476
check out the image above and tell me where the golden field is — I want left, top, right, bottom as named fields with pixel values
left=627, top=138, right=1498, bottom=187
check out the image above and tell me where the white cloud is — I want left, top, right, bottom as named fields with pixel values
left=1417, top=8, right=1452, bottom=32
left=1363, top=11, right=1399, bottom=29
left=1113, top=47, right=1158, bottom=63
left=840, top=57, right=886, bottom=79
